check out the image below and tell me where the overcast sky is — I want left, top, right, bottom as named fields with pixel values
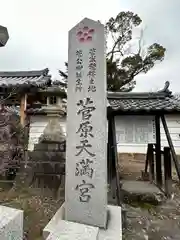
left=0, top=0, right=179, bottom=92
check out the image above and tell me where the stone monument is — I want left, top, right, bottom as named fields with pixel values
left=43, top=18, right=122, bottom=240
left=65, top=17, right=107, bottom=228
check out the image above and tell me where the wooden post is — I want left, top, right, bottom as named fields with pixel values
left=20, top=94, right=28, bottom=170
left=20, top=94, right=27, bottom=126
left=145, top=145, right=149, bottom=173
left=111, top=115, right=121, bottom=206
left=107, top=116, right=113, bottom=185
left=164, top=147, right=172, bottom=197
left=24, top=117, right=29, bottom=168
left=161, top=115, right=180, bottom=180
left=107, top=116, right=117, bottom=201
left=148, top=144, right=155, bottom=182
left=155, top=115, right=162, bottom=186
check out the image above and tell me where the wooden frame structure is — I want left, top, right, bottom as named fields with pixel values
left=1, top=70, right=180, bottom=201
left=144, top=143, right=173, bottom=196
left=0, top=68, right=52, bottom=123
left=107, top=82, right=180, bottom=203
left=0, top=68, right=68, bottom=182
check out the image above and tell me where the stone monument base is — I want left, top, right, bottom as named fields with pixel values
left=0, top=205, right=23, bottom=239
left=43, top=203, right=122, bottom=240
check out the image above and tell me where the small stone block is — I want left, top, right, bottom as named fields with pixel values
left=46, top=220, right=99, bottom=240
left=98, top=205, right=122, bottom=240
left=0, top=205, right=23, bottom=240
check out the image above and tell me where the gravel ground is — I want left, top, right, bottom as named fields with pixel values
left=123, top=184, right=180, bottom=240
left=0, top=186, right=64, bottom=240
left=119, top=154, right=180, bottom=239
left=1, top=154, right=180, bottom=239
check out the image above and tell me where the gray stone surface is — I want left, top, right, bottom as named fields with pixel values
left=0, top=205, right=23, bottom=240
left=43, top=203, right=65, bottom=239
left=98, top=205, right=122, bottom=240
left=65, top=18, right=107, bottom=228
left=39, top=116, right=66, bottom=143
left=26, top=114, right=66, bottom=192
left=44, top=203, right=122, bottom=240
left=121, top=180, right=165, bottom=204
left=44, top=203, right=98, bottom=240
left=122, top=180, right=161, bottom=194
left=123, top=185, right=180, bottom=240
left=46, top=220, right=98, bottom=240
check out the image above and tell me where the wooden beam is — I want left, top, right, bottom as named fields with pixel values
left=155, top=115, right=162, bottom=186
left=20, top=94, right=27, bottom=126
left=164, top=147, right=172, bottom=197
left=145, top=143, right=152, bottom=173
left=112, top=111, right=180, bottom=117
left=148, top=144, right=155, bottom=182
left=161, top=115, right=180, bottom=180
left=111, top=115, right=121, bottom=206
left=144, top=144, right=154, bottom=182
left=107, top=117, right=113, bottom=184
left=107, top=116, right=116, bottom=201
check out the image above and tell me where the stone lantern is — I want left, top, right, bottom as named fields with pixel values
left=0, top=25, right=9, bottom=47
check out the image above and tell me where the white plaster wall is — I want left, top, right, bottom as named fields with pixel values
left=160, top=115, right=180, bottom=153
left=115, top=114, right=180, bottom=154
left=29, top=114, right=180, bottom=154
left=28, top=115, right=66, bottom=151
left=115, top=115, right=155, bottom=154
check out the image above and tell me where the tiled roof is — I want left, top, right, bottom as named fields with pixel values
left=107, top=82, right=180, bottom=112
left=0, top=68, right=51, bottom=88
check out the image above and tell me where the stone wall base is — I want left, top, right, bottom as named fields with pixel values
left=43, top=202, right=122, bottom=240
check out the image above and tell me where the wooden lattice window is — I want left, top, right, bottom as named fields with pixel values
left=49, top=96, right=57, bottom=105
